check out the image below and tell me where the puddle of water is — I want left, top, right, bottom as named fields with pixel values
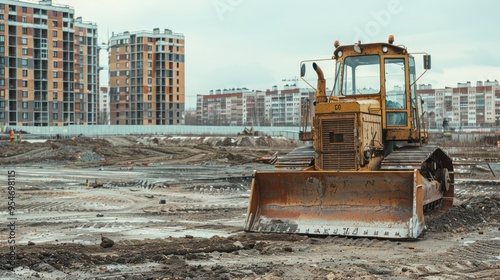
left=463, top=240, right=476, bottom=246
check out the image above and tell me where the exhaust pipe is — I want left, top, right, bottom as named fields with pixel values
left=313, top=63, right=327, bottom=103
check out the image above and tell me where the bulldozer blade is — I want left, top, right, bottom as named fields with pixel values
left=245, top=170, right=429, bottom=239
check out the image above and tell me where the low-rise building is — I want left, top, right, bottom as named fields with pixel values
left=196, top=85, right=315, bottom=126
left=417, top=80, right=500, bottom=130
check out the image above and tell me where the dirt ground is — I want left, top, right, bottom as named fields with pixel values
left=0, top=135, right=499, bottom=279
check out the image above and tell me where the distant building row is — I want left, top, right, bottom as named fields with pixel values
left=418, top=80, right=500, bottom=130
left=195, top=85, right=316, bottom=126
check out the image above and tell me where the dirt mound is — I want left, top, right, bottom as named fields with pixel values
left=426, top=195, right=500, bottom=233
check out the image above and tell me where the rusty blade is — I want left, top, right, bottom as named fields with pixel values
left=245, top=170, right=426, bottom=239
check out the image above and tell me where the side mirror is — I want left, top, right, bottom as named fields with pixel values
left=300, top=63, right=306, bottom=77
left=423, top=55, right=431, bottom=70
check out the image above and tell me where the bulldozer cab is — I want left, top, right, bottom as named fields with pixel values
left=300, top=39, right=431, bottom=144
left=245, top=36, right=452, bottom=240
left=333, top=46, right=414, bottom=129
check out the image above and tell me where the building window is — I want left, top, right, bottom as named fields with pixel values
left=0, top=36, right=4, bottom=42
left=0, top=90, right=4, bottom=97
left=0, top=79, right=4, bottom=85
left=22, top=59, right=28, bottom=66
left=148, top=95, right=152, bottom=101
left=52, top=21, right=58, bottom=27
left=22, top=27, right=27, bottom=34
left=53, top=103, right=58, bottom=109
left=53, top=113, right=58, bottom=120
left=0, top=68, right=4, bottom=74
left=22, top=38, right=28, bottom=44
left=22, top=17, right=27, bottom=23
left=22, top=48, right=28, bottom=55
left=22, top=91, right=28, bottom=98
left=52, top=31, right=57, bottom=37
left=53, top=61, right=58, bottom=68
left=22, top=80, right=28, bottom=87
left=116, top=55, right=120, bottom=61
left=22, top=113, right=28, bottom=119
left=53, top=51, right=58, bottom=57
left=22, top=102, right=28, bottom=109
left=148, top=78, right=152, bottom=84
left=53, top=92, right=58, bottom=99
left=53, top=11, right=57, bottom=16
left=0, top=112, right=4, bottom=119
left=22, top=7, right=27, bottom=13
left=22, top=70, right=28, bottom=77
left=52, top=41, right=58, bottom=47
left=53, top=71, right=57, bottom=78
left=0, top=100, right=4, bottom=107
left=53, top=82, right=58, bottom=88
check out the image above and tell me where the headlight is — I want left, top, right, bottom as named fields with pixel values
left=382, top=46, right=388, bottom=53
left=353, top=43, right=362, bottom=54
left=337, top=51, right=343, bottom=57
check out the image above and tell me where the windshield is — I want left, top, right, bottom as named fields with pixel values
left=340, top=55, right=380, bottom=96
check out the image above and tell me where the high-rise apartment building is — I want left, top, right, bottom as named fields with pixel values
left=108, top=28, right=185, bottom=125
left=0, top=0, right=99, bottom=126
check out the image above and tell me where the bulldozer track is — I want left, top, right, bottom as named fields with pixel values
left=379, top=144, right=443, bottom=171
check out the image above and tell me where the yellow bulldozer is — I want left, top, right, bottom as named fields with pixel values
left=245, top=36, right=453, bottom=239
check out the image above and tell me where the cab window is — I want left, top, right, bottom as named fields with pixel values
left=385, top=58, right=407, bottom=126
left=342, top=55, right=380, bottom=95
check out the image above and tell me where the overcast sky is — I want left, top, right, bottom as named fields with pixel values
left=55, top=0, right=500, bottom=108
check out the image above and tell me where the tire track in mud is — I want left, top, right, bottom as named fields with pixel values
left=17, top=192, right=137, bottom=213
left=0, top=147, right=51, bottom=162
left=199, top=233, right=500, bottom=279
left=445, top=239, right=500, bottom=264
left=385, top=237, right=500, bottom=279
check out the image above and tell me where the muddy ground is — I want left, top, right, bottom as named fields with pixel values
left=0, top=135, right=499, bottom=279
